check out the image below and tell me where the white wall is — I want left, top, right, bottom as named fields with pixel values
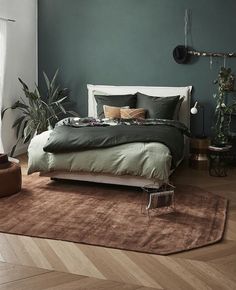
left=0, top=0, right=37, bottom=156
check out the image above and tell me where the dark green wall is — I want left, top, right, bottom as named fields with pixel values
left=38, top=0, right=236, bottom=136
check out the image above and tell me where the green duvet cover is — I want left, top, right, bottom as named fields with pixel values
left=28, top=131, right=174, bottom=182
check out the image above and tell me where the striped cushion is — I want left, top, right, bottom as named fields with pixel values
left=120, top=108, right=146, bottom=119
left=103, top=105, right=129, bottom=119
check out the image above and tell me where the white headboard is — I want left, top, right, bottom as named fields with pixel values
left=87, top=84, right=192, bottom=128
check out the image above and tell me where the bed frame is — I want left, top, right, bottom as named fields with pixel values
left=41, top=84, right=192, bottom=187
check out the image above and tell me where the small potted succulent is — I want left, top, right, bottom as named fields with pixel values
left=213, top=67, right=236, bottom=146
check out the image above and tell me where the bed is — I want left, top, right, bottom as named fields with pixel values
left=28, top=85, right=192, bottom=187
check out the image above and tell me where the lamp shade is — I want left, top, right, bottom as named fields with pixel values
left=191, top=102, right=198, bottom=115
left=190, top=101, right=206, bottom=138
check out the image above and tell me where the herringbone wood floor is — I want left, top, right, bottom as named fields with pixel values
left=0, top=154, right=235, bottom=290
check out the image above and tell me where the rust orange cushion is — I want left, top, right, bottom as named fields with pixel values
left=103, top=105, right=129, bottom=119
left=120, top=108, right=146, bottom=119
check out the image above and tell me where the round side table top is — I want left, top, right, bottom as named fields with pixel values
left=208, top=145, right=232, bottom=152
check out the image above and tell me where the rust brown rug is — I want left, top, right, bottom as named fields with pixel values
left=0, top=175, right=228, bottom=255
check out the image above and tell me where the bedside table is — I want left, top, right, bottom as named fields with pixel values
left=189, top=138, right=210, bottom=170
left=208, top=145, right=232, bottom=177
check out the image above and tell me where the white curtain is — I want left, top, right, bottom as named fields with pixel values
left=0, top=19, right=7, bottom=153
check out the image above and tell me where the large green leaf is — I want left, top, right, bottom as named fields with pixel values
left=29, top=92, right=38, bottom=101
left=58, top=88, right=69, bottom=100
left=58, top=103, right=66, bottom=114
left=1, top=107, right=10, bottom=119
left=11, top=100, right=29, bottom=110
left=16, top=121, right=22, bottom=139
left=50, top=69, right=59, bottom=90
left=9, top=138, right=21, bottom=157
left=50, top=85, right=59, bottom=101
left=21, top=120, right=29, bottom=138
left=41, top=100, right=55, bottom=118
left=10, top=144, right=17, bottom=157
left=67, top=110, right=79, bottom=116
left=43, top=71, right=51, bottom=92
left=34, top=85, right=44, bottom=102
left=18, top=78, right=29, bottom=91
left=12, top=116, right=25, bottom=129
left=23, top=121, right=35, bottom=143
left=23, top=133, right=32, bottom=144
left=52, top=96, right=68, bottom=106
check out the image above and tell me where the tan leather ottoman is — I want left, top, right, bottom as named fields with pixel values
left=0, top=154, right=22, bottom=197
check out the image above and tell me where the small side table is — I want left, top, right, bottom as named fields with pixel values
left=189, top=138, right=210, bottom=170
left=208, top=145, right=232, bottom=177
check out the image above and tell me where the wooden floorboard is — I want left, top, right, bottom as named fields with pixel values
left=0, top=155, right=235, bottom=289
left=0, top=261, right=50, bottom=285
left=0, top=261, right=157, bottom=290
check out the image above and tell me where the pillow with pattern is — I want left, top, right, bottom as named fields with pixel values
left=120, top=108, right=146, bottom=119
left=103, top=105, right=129, bottom=119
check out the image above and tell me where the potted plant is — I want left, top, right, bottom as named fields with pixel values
left=1, top=70, right=78, bottom=156
left=213, top=67, right=236, bottom=146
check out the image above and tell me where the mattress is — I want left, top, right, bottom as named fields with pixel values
left=28, top=130, right=172, bottom=182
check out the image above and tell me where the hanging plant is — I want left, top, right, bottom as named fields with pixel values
left=213, top=67, right=236, bottom=146
left=218, top=67, right=235, bottom=92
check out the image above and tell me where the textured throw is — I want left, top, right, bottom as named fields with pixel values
left=120, top=108, right=146, bottom=119
left=103, top=105, right=122, bottom=119
left=0, top=175, right=228, bottom=255
left=103, top=105, right=130, bottom=119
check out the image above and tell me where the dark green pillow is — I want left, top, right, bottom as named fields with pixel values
left=95, top=94, right=137, bottom=118
left=136, top=92, right=180, bottom=119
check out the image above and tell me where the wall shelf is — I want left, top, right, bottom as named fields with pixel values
left=188, top=50, right=236, bottom=58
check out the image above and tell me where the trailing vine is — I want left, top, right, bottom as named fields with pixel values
left=213, top=67, right=236, bottom=145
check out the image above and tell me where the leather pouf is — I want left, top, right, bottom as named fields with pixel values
left=0, top=154, right=22, bottom=197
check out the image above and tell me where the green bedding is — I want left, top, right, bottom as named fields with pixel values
left=43, top=119, right=188, bottom=168
left=28, top=131, right=173, bottom=182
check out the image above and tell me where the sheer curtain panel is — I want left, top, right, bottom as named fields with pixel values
left=0, top=19, right=7, bottom=153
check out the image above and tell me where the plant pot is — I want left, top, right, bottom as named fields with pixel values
left=0, top=154, right=21, bottom=197
left=0, top=154, right=8, bottom=164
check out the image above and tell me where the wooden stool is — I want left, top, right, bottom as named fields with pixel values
left=0, top=154, right=22, bottom=197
